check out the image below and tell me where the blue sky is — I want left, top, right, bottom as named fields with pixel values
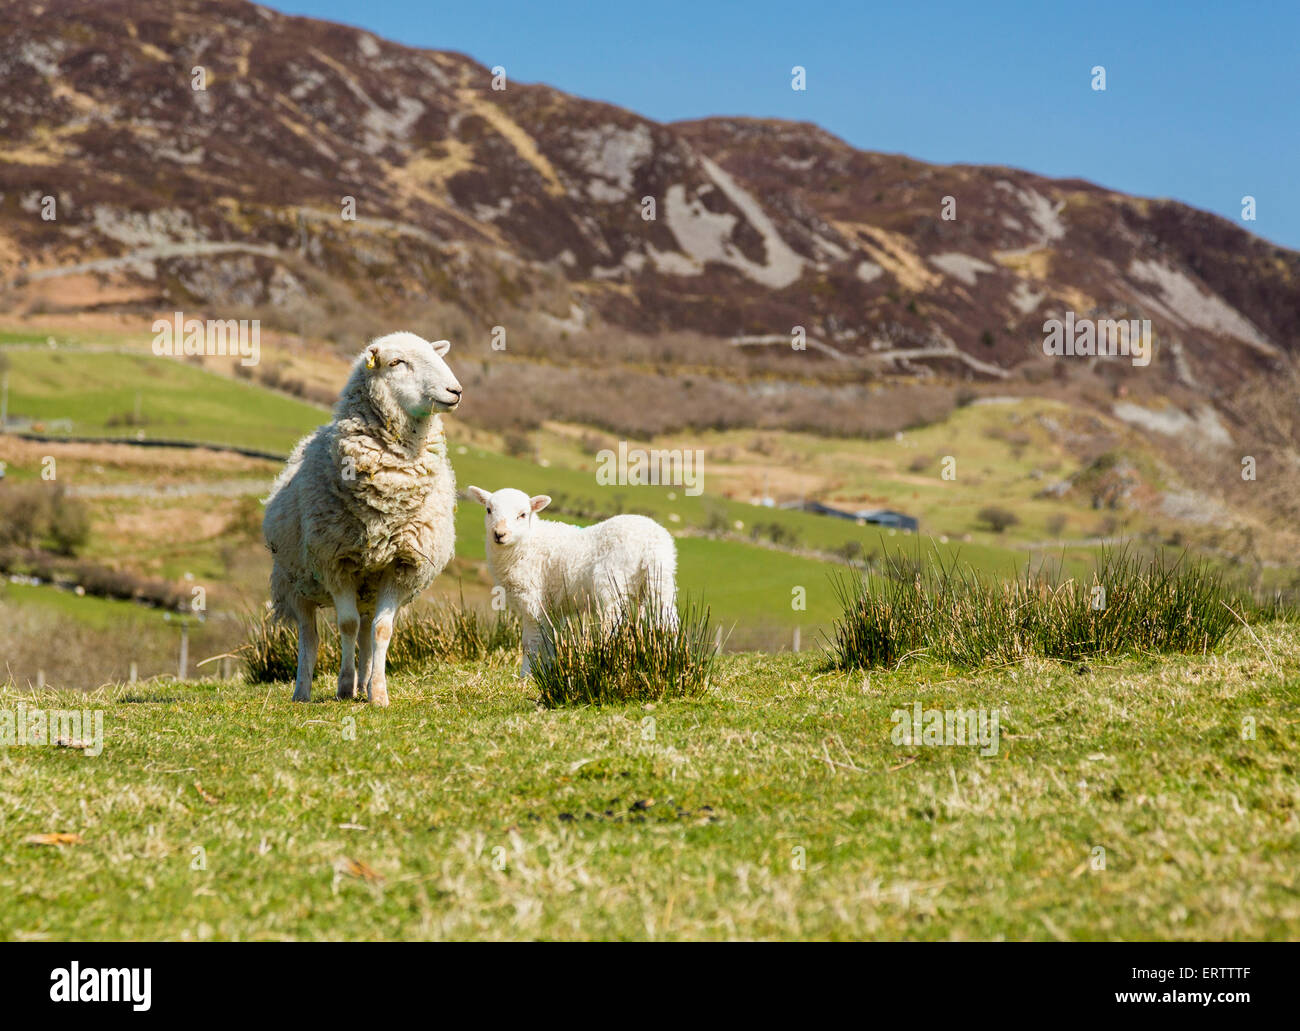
left=271, top=0, right=1299, bottom=249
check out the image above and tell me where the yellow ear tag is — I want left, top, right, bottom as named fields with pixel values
left=365, top=353, right=376, bottom=369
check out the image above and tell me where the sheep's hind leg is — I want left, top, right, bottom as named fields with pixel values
left=367, top=580, right=401, bottom=708
left=334, top=588, right=360, bottom=701
left=292, top=600, right=319, bottom=703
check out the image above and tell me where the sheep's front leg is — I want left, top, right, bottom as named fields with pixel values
left=293, top=600, right=319, bottom=703
left=367, top=580, right=401, bottom=707
left=333, top=588, right=360, bottom=701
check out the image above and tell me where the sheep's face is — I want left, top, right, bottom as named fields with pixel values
left=466, top=486, right=551, bottom=547
left=365, top=333, right=463, bottom=420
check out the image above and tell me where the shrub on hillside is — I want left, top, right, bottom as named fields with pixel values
left=532, top=591, right=715, bottom=707
left=0, top=482, right=91, bottom=555
left=977, top=505, right=1020, bottom=534
left=48, top=493, right=91, bottom=555
left=826, top=547, right=1242, bottom=671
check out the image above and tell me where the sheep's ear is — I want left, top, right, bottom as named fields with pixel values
left=465, top=486, right=490, bottom=507
left=364, top=343, right=382, bottom=370
left=530, top=494, right=551, bottom=514
left=430, top=338, right=451, bottom=356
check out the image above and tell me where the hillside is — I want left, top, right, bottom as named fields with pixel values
left=0, top=0, right=1296, bottom=395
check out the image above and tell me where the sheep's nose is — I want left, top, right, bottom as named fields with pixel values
left=493, top=530, right=506, bottom=543
left=448, top=385, right=462, bottom=398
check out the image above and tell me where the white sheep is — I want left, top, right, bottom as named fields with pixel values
left=263, top=332, right=463, bottom=706
left=465, top=486, right=678, bottom=676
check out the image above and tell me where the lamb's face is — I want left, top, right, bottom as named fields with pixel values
left=466, top=486, right=551, bottom=547
left=365, top=332, right=462, bottom=420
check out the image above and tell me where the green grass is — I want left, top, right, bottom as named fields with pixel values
left=2, top=624, right=1297, bottom=940
left=0, top=349, right=324, bottom=453
left=676, top=537, right=843, bottom=639
left=0, top=580, right=167, bottom=631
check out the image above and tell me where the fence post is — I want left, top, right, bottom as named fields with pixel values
left=793, top=627, right=801, bottom=653
left=178, top=620, right=189, bottom=681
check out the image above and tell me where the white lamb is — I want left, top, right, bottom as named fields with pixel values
left=263, top=332, right=463, bottom=706
left=465, top=486, right=678, bottom=676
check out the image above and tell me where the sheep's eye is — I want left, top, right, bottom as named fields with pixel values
left=389, top=358, right=407, bottom=368
left=518, top=512, right=526, bottom=519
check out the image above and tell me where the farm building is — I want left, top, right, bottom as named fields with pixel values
left=782, top=501, right=919, bottom=532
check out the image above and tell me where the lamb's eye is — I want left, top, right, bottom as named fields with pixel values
left=389, top=358, right=407, bottom=368
left=518, top=512, right=526, bottom=519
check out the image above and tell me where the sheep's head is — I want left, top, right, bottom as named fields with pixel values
left=466, top=486, right=551, bottom=547
left=363, top=332, right=463, bottom=422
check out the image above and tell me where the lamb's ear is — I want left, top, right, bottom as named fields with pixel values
left=430, top=338, right=451, bottom=356
left=364, top=343, right=382, bottom=370
left=465, top=486, right=491, bottom=507
left=530, top=494, right=552, bottom=514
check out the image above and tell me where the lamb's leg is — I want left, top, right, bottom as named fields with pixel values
left=367, top=580, right=401, bottom=707
left=292, top=600, right=318, bottom=703
left=519, top=615, right=541, bottom=678
left=655, top=571, right=679, bottom=630
left=357, top=610, right=374, bottom=698
left=333, top=588, right=360, bottom=701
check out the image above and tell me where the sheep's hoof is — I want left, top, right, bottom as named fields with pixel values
left=336, top=673, right=357, bottom=701
left=367, top=682, right=390, bottom=708
left=292, top=688, right=311, bottom=703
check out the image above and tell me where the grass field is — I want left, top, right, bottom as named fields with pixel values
left=0, top=348, right=324, bottom=453
left=0, top=580, right=166, bottom=631
left=2, top=623, right=1297, bottom=941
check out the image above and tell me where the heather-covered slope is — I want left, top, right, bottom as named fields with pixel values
left=1, top=0, right=1296, bottom=392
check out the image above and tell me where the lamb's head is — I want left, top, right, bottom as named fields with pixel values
left=466, top=486, right=551, bottom=547
left=362, top=332, right=462, bottom=422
